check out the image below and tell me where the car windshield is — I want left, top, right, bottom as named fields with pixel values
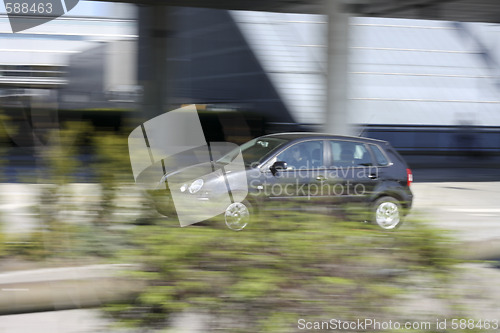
left=217, top=137, right=288, bottom=167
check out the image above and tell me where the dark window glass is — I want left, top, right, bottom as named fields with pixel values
left=330, top=141, right=372, bottom=167
left=370, top=144, right=389, bottom=166
left=276, top=140, right=324, bottom=170
left=217, top=137, right=288, bottom=166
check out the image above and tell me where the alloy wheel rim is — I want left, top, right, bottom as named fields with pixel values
left=375, top=202, right=400, bottom=229
left=225, top=202, right=250, bottom=231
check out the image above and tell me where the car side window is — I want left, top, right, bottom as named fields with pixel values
left=330, top=141, right=373, bottom=167
left=275, top=141, right=324, bottom=170
left=369, top=144, right=390, bottom=166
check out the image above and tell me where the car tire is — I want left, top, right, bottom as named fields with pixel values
left=372, top=196, right=403, bottom=230
left=224, top=200, right=253, bottom=231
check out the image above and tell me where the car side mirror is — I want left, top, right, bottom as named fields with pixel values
left=270, top=161, right=287, bottom=176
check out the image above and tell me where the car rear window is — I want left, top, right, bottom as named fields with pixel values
left=370, top=144, right=390, bottom=166
left=329, top=140, right=373, bottom=167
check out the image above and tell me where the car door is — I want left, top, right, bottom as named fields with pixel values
left=325, top=139, right=380, bottom=209
left=260, top=140, right=326, bottom=211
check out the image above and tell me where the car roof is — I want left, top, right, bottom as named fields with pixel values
left=260, top=132, right=388, bottom=144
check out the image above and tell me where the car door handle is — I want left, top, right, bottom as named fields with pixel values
left=368, top=173, right=378, bottom=179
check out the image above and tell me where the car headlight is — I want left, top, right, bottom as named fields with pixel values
left=180, top=184, right=188, bottom=193
left=188, top=179, right=204, bottom=194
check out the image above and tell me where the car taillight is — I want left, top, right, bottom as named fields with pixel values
left=406, top=168, right=413, bottom=187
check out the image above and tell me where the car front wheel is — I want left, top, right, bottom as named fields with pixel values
left=224, top=200, right=252, bottom=231
left=372, top=196, right=403, bottom=230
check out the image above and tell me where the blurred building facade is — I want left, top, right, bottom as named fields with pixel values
left=0, top=3, right=136, bottom=109
left=2, top=5, right=500, bottom=163
left=230, top=12, right=500, bottom=159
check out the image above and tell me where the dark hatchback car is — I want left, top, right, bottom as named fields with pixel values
left=152, top=133, right=413, bottom=231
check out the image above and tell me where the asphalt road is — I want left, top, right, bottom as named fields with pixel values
left=1, top=177, right=500, bottom=242
left=409, top=181, right=500, bottom=242
left=0, top=309, right=132, bottom=333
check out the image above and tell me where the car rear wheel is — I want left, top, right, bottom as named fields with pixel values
left=372, top=196, right=403, bottom=230
left=224, top=200, right=252, bottom=231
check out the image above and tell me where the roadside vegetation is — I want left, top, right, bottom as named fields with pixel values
left=0, top=120, right=136, bottom=262
left=103, top=208, right=463, bottom=332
